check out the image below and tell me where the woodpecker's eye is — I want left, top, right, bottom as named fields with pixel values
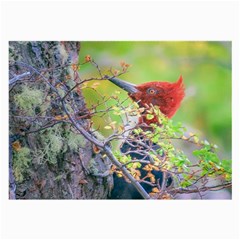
left=147, top=88, right=157, bottom=95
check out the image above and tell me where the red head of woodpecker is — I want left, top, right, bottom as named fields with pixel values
left=106, top=75, right=185, bottom=124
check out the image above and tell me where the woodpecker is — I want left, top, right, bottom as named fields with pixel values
left=106, top=75, right=185, bottom=199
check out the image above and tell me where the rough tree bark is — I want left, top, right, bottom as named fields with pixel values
left=9, top=41, right=112, bottom=199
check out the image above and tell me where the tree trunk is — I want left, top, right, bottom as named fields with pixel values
left=9, top=41, right=112, bottom=199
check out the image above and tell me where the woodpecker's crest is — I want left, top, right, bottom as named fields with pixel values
left=106, top=75, right=185, bottom=122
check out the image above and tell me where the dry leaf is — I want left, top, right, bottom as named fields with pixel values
left=85, top=55, right=91, bottom=62
left=152, top=187, right=160, bottom=193
left=12, top=140, right=21, bottom=151
left=79, top=179, right=88, bottom=184
left=71, top=64, right=78, bottom=71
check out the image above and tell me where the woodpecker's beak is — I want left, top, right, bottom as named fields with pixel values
left=105, top=75, right=139, bottom=94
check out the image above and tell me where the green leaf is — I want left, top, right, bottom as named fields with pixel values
left=127, top=163, right=133, bottom=168
left=146, top=114, right=154, bottom=120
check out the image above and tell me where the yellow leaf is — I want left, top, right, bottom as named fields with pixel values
left=152, top=165, right=159, bottom=171
left=162, top=193, right=172, bottom=199
left=104, top=126, right=112, bottom=130
left=54, top=115, right=68, bottom=121
left=117, top=172, right=123, bottom=178
left=118, top=125, right=124, bottom=133
left=146, top=109, right=153, bottom=114
left=135, top=175, right=140, bottom=180
left=143, top=164, right=152, bottom=171
left=54, top=115, right=63, bottom=121
left=109, top=121, right=116, bottom=130
left=133, top=102, right=139, bottom=108
left=109, top=121, right=117, bottom=126
left=150, top=176, right=156, bottom=183
left=193, top=136, right=199, bottom=143
left=152, top=187, right=160, bottom=193
left=132, top=162, right=140, bottom=169
left=147, top=172, right=154, bottom=178
left=178, top=167, right=183, bottom=172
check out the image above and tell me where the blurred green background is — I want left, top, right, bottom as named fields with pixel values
left=79, top=41, right=231, bottom=159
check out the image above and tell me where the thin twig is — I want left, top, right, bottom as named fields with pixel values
left=9, top=71, right=31, bottom=85
left=169, top=182, right=232, bottom=195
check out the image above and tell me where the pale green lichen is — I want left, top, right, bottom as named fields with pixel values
left=58, top=88, right=65, bottom=98
left=66, top=79, right=76, bottom=89
left=13, top=147, right=31, bottom=183
left=14, top=86, right=44, bottom=115
left=32, top=124, right=87, bottom=165
left=67, top=132, right=85, bottom=151
left=38, top=125, right=64, bottom=165
left=40, top=98, right=51, bottom=116
left=87, top=158, right=99, bottom=175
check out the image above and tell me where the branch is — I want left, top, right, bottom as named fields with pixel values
left=61, top=99, right=151, bottom=199
left=169, top=182, right=232, bottom=195
left=9, top=71, right=31, bottom=85
left=12, top=61, right=59, bottom=94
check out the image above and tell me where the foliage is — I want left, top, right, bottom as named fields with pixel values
left=112, top=104, right=231, bottom=194
left=193, top=147, right=231, bottom=181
